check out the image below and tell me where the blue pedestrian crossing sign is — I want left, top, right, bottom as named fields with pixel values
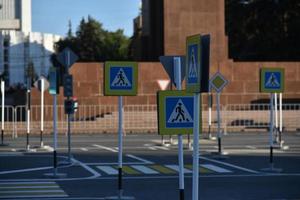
left=260, top=68, right=284, bottom=93
left=157, top=90, right=201, bottom=135
left=104, top=61, right=138, bottom=96
left=186, top=34, right=201, bottom=93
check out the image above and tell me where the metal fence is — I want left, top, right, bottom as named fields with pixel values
left=1, top=103, right=300, bottom=137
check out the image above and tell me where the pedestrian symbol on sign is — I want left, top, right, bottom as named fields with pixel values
left=109, top=67, right=133, bottom=90
left=265, top=72, right=280, bottom=88
left=165, top=97, right=194, bottom=128
left=188, top=48, right=197, bottom=78
left=168, top=99, right=193, bottom=123
left=112, top=68, right=131, bottom=87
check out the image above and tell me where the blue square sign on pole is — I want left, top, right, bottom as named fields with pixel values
left=260, top=68, right=284, bottom=93
left=186, top=34, right=201, bottom=93
left=104, top=61, right=138, bottom=96
left=157, top=90, right=200, bottom=135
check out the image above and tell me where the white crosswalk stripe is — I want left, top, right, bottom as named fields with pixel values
left=201, top=164, right=232, bottom=173
left=0, top=182, right=68, bottom=199
left=131, top=165, right=159, bottom=174
left=96, top=164, right=234, bottom=176
left=165, top=165, right=192, bottom=173
left=97, top=166, right=118, bottom=175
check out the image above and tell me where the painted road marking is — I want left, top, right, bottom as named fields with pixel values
left=201, top=164, right=232, bottom=173
left=165, top=165, right=192, bottom=173
left=0, top=166, right=52, bottom=175
left=92, top=144, right=118, bottom=153
left=185, top=164, right=213, bottom=173
left=154, top=146, right=170, bottom=151
left=150, top=165, right=177, bottom=174
left=122, top=166, right=140, bottom=175
left=199, top=156, right=259, bottom=174
left=126, top=154, right=154, bottom=164
left=95, top=164, right=233, bottom=176
left=80, top=148, right=89, bottom=152
left=0, top=182, right=67, bottom=199
left=131, top=165, right=159, bottom=175
left=96, top=166, right=118, bottom=175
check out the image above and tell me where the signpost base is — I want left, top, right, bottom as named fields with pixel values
left=273, top=140, right=289, bottom=150
left=59, top=156, right=74, bottom=165
left=261, top=164, right=282, bottom=173
left=105, top=190, right=135, bottom=200
left=211, top=151, right=229, bottom=160
left=44, top=172, right=67, bottom=178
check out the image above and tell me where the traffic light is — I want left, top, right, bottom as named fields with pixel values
left=49, top=67, right=59, bottom=95
left=63, top=74, right=73, bottom=97
left=64, top=99, right=74, bottom=114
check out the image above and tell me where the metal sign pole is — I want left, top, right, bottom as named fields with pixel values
left=118, top=96, right=124, bottom=198
left=174, top=57, right=184, bottom=200
left=53, top=94, right=58, bottom=176
left=0, top=80, right=7, bottom=146
left=216, top=92, right=222, bottom=154
left=261, top=93, right=282, bottom=173
left=269, top=93, right=274, bottom=169
left=274, top=93, right=278, bottom=143
left=40, top=78, right=44, bottom=147
left=67, top=99, right=71, bottom=163
left=279, top=93, right=282, bottom=143
left=192, top=93, right=200, bottom=200
left=208, top=92, right=213, bottom=140
left=26, top=78, right=31, bottom=151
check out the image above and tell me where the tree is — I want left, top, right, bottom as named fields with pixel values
left=55, top=16, right=131, bottom=62
left=226, top=0, right=300, bottom=61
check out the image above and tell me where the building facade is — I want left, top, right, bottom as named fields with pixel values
left=0, top=0, right=31, bottom=33
left=0, top=0, right=61, bottom=87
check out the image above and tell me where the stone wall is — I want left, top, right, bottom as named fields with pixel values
left=30, top=61, right=300, bottom=106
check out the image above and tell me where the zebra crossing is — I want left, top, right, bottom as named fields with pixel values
left=96, top=164, right=233, bottom=176
left=0, top=182, right=68, bottom=199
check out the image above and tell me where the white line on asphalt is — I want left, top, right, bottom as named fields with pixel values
left=246, top=145, right=257, bottom=149
left=0, top=152, right=23, bottom=156
left=86, top=162, right=149, bottom=166
left=201, top=164, right=232, bottom=173
left=0, top=190, right=65, bottom=194
left=131, top=165, right=159, bottom=175
left=80, top=148, right=88, bottom=152
left=96, top=166, right=118, bottom=175
left=0, top=195, right=69, bottom=199
left=71, top=157, right=101, bottom=178
left=165, top=165, right=192, bottom=173
left=0, top=185, right=59, bottom=189
left=148, top=147, right=157, bottom=150
left=154, top=146, right=169, bottom=151
left=17, top=196, right=105, bottom=200
left=199, top=156, right=259, bottom=174
left=126, top=154, right=154, bottom=164
left=0, top=166, right=52, bottom=175
left=0, top=182, right=55, bottom=185
left=92, top=144, right=118, bottom=153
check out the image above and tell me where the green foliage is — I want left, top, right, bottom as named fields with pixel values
left=226, top=0, right=300, bottom=61
left=55, top=16, right=131, bottom=62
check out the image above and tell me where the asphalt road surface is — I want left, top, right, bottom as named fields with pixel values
left=0, top=132, right=300, bottom=200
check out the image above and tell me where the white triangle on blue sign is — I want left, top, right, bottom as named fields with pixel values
left=266, top=73, right=280, bottom=87
left=167, top=99, right=193, bottom=123
left=188, top=48, right=197, bottom=78
left=111, top=68, right=132, bottom=87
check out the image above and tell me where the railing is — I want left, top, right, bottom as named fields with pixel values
left=1, top=103, right=300, bottom=136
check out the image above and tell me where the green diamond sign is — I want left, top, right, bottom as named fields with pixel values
left=210, top=72, right=228, bottom=93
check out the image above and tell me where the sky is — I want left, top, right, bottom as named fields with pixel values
left=32, top=0, right=141, bottom=37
